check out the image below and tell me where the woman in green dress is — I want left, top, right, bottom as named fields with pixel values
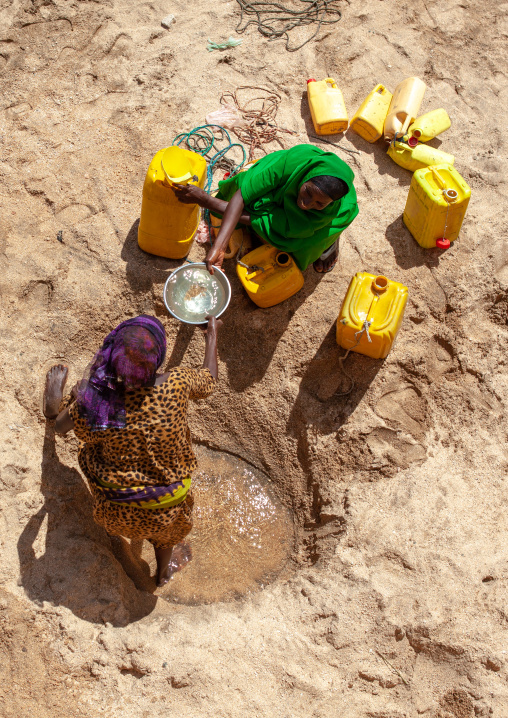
left=174, top=144, right=358, bottom=274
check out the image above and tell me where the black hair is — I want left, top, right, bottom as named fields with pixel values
left=309, top=175, right=349, bottom=201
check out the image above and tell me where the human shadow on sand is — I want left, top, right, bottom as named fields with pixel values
left=17, top=425, right=157, bottom=626
left=217, top=264, right=324, bottom=392
left=162, top=263, right=325, bottom=391
left=287, top=324, right=383, bottom=522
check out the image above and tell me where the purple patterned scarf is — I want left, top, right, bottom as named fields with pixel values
left=77, top=315, right=166, bottom=431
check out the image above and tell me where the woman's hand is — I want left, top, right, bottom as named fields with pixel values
left=201, top=316, right=223, bottom=334
left=172, top=183, right=208, bottom=207
left=205, top=245, right=226, bottom=275
left=70, top=382, right=80, bottom=400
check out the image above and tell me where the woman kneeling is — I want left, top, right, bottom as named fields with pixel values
left=175, top=144, right=359, bottom=275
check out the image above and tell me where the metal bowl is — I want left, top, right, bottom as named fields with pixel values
left=163, top=262, right=231, bottom=325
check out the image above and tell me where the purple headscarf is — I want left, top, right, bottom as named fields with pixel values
left=77, top=315, right=166, bottom=431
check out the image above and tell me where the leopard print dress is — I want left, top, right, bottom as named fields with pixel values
left=62, top=367, right=216, bottom=549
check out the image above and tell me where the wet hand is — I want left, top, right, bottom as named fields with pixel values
left=200, top=316, right=223, bottom=333
left=205, top=246, right=225, bottom=274
left=173, top=183, right=207, bottom=206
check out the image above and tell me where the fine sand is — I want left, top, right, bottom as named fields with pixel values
left=1, top=0, right=507, bottom=715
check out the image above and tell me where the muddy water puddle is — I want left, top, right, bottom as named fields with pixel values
left=143, top=447, right=294, bottom=604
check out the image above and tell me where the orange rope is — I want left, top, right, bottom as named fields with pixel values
left=221, top=86, right=296, bottom=160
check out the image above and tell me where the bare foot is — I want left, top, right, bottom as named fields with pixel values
left=155, top=542, right=192, bottom=587
left=43, top=364, right=68, bottom=418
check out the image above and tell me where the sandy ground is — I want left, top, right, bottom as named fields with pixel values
left=0, top=0, right=507, bottom=715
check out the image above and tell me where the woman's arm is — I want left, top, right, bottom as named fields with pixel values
left=202, top=316, right=222, bottom=380
left=205, top=189, right=246, bottom=274
left=55, top=406, right=75, bottom=435
left=54, top=383, right=78, bottom=435
left=173, top=184, right=251, bottom=225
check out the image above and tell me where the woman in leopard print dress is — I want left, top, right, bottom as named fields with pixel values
left=43, top=314, right=219, bottom=586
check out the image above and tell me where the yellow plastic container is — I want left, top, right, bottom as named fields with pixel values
left=383, top=77, right=426, bottom=141
left=210, top=214, right=247, bottom=259
left=336, top=272, right=408, bottom=359
left=307, top=78, right=348, bottom=135
left=237, top=245, right=304, bottom=308
left=387, top=140, right=455, bottom=172
left=350, top=84, right=393, bottom=143
left=403, top=164, right=471, bottom=249
left=138, top=146, right=207, bottom=259
left=408, top=108, right=451, bottom=142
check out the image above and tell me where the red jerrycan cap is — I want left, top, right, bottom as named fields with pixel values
left=436, top=238, right=450, bottom=249
left=307, top=78, right=316, bottom=84
left=223, top=171, right=231, bottom=179
left=407, top=136, right=418, bottom=148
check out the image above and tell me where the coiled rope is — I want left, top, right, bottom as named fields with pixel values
left=172, top=124, right=247, bottom=194
left=221, top=86, right=296, bottom=161
left=172, top=124, right=247, bottom=247
left=235, top=0, right=343, bottom=52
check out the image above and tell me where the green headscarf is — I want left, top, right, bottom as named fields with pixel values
left=214, top=144, right=358, bottom=270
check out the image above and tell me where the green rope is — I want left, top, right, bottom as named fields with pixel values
left=235, top=0, right=343, bottom=52
left=172, top=124, right=247, bottom=249
left=172, top=124, right=246, bottom=193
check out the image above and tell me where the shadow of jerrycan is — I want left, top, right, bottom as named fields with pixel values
left=236, top=245, right=304, bottom=308
left=336, top=272, right=408, bottom=359
left=138, top=146, right=207, bottom=259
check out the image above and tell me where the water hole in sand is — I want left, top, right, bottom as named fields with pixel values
left=138, top=447, right=294, bottom=605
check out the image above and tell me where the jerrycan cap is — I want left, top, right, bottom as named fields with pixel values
left=436, top=238, right=450, bottom=249
left=161, top=146, right=194, bottom=185
left=372, top=275, right=389, bottom=293
left=307, top=78, right=316, bottom=84
left=407, top=136, right=418, bottom=148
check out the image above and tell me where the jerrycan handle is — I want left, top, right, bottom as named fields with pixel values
left=400, top=115, right=412, bottom=136
left=163, top=170, right=193, bottom=184
left=325, top=78, right=338, bottom=88
left=430, top=166, right=447, bottom=190
left=429, top=168, right=458, bottom=203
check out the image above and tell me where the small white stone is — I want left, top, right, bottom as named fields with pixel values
left=161, top=14, right=175, bottom=29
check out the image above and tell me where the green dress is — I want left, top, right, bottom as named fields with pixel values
left=214, top=144, right=359, bottom=270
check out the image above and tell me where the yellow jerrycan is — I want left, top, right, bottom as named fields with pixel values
left=403, top=164, right=471, bottom=249
left=336, top=272, right=408, bottom=360
left=209, top=214, right=248, bottom=259
left=387, top=140, right=455, bottom=172
left=350, top=84, right=393, bottom=143
left=236, top=244, right=304, bottom=308
left=307, top=78, right=348, bottom=135
left=138, top=146, right=207, bottom=259
left=408, top=108, right=451, bottom=142
left=383, top=77, right=426, bottom=141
